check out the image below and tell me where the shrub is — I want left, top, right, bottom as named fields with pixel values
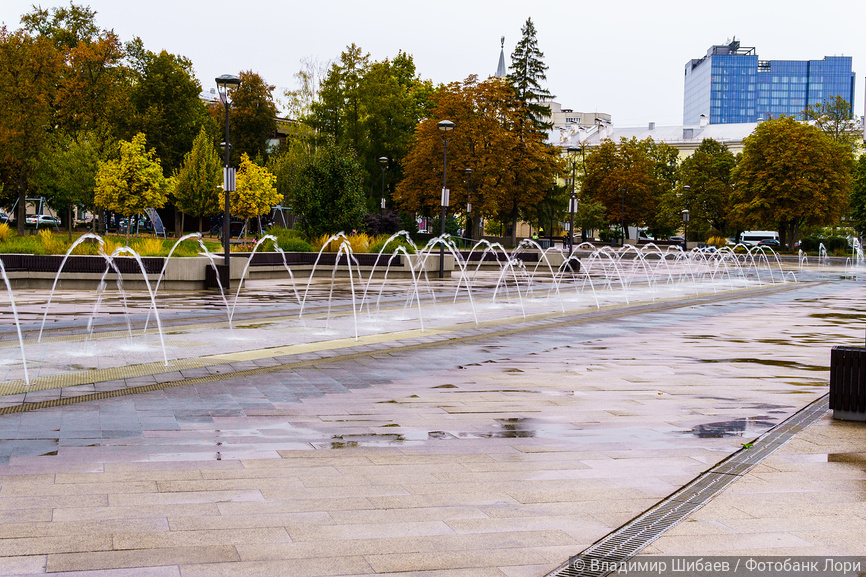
left=706, top=236, right=728, bottom=248
left=367, top=235, right=416, bottom=254
left=0, top=223, right=11, bottom=243
left=39, top=230, right=68, bottom=254
left=135, top=238, right=165, bottom=256
left=277, top=237, right=314, bottom=252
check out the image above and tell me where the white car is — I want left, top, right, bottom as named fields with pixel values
left=26, top=214, right=60, bottom=226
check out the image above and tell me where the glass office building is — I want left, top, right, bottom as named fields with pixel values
left=684, top=40, right=855, bottom=125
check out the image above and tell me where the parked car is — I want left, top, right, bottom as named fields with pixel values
left=757, top=238, right=781, bottom=249
left=26, top=214, right=60, bottom=226
left=0, top=212, right=8, bottom=224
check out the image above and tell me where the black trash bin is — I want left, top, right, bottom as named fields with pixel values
left=829, top=346, right=866, bottom=421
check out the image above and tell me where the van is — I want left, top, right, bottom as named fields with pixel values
left=739, top=231, right=779, bottom=246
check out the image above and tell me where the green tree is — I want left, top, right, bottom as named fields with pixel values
left=731, top=116, right=854, bottom=249
left=583, top=137, right=678, bottom=240
left=507, top=17, right=553, bottom=131
left=0, top=27, right=61, bottom=233
left=291, top=143, right=366, bottom=238
left=172, top=126, right=222, bottom=234
left=128, top=42, right=207, bottom=174
left=32, top=131, right=100, bottom=238
left=219, top=154, right=280, bottom=240
left=850, top=154, right=866, bottom=237
left=677, top=139, right=736, bottom=233
left=803, top=96, right=861, bottom=149
left=230, top=71, right=278, bottom=164
left=94, top=133, right=169, bottom=243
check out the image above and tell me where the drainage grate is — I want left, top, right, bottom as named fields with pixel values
left=545, top=394, right=830, bottom=577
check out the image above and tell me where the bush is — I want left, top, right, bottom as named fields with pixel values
left=0, top=223, right=12, bottom=243
left=276, top=237, right=314, bottom=253
left=367, top=235, right=416, bottom=255
left=706, top=236, right=729, bottom=248
left=39, top=230, right=68, bottom=254
left=800, top=236, right=847, bottom=253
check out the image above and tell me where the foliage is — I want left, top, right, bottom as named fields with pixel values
left=0, top=26, right=62, bottom=233
left=312, top=233, right=371, bottom=253
left=305, top=46, right=433, bottom=205
left=523, top=184, right=568, bottom=239
left=172, top=125, right=222, bottom=232
left=731, top=116, right=854, bottom=249
left=850, top=154, right=866, bottom=236
left=575, top=199, right=607, bottom=239
left=94, top=132, right=169, bottom=242
left=803, top=96, right=862, bottom=149
left=218, top=154, right=280, bottom=239
left=32, top=131, right=101, bottom=236
left=677, top=138, right=736, bottom=232
left=367, top=234, right=416, bottom=255
left=363, top=211, right=402, bottom=236
left=706, top=236, right=729, bottom=248
left=265, top=227, right=314, bottom=253
left=38, top=228, right=67, bottom=253
left=291, top=143, right=366, bottom=238
left=395, top=75, right=562, bottom=246
left=507, top=17, right=553, bottom=131
left=583, top=137, right=679, bottom=235
left=798, top=236, right=849, bottom=253
left=0, top=223, right=11, bottom=243
left=127, top=43, right=207, bottom=175
left=230, top=70, right=278, bottom=164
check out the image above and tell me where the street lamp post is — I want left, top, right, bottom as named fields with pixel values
left=437, top=120, right=454, bottom=279
left=464, top=167, right=473, bottom=240
left=620, top=188, right=626, bottom=247
left=378, top=157, right=388, bottom=217
left=681, top=184, right=690, bottom=253
left=566, top=147, right=579, bottom=254
left=215, top=73, right=241, bottom=288
left=682, top=209, right=690, bottom=253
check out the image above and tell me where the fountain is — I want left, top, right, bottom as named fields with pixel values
left=0, top=232, right=811, bottom=389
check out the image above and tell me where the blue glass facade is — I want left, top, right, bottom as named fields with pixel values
left=684, top=42, right=855, bottom=125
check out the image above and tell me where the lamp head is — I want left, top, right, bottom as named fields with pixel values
left=378, top=156, right=389, bottom=168
left=215, top=74, right=241, bottom=105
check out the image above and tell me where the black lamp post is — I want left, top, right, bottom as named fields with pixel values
left=437, top=120, right=454, bottom=279
left=215, top=73, right=241, bottom=287
left=464, top=167, right=473, bottom=240
left=681, top=184, right=690, bottom=252
left=566, top=147, right=579, bottom=254
left=682, top=209, right=690, bottom=253
left=620, top=188, right=626, bottom=247
left=378, top=157, right=388, bottom=217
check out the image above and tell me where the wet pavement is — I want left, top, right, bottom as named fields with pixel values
left=0, top=269, right=864, bottom=576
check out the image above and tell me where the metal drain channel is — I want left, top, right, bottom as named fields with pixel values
left=545, top=394, right=830, bottom=577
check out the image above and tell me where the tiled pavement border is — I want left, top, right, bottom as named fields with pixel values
left=544, top=395, right=831, bottom=577
left=0, top=281, right=812, bottom=413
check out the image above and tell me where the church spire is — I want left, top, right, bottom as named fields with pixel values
left=495, top=36, right=506, bottom=78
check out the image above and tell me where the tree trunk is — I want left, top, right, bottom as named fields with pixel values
left=68, top=206, right=73, bottom=241
left=510, top=212, right=518, bottom=248
left=125, top=214, right=131, bottom=245
left=16, top=186, right=26, bottom=236
left=174, top=207, right=182, bottom=239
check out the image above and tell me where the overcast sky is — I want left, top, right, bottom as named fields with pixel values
left=2, top=0, right=863, bottom=127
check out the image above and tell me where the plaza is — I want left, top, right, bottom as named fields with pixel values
left=0, top=258, right=863, bottom=576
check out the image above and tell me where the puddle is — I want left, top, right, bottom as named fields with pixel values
left=699, top=358, right=828, bottom=371
left=685, top=416, right=777, bottom=438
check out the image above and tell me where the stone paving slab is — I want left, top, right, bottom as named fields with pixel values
left=0, top=275, right=864, bottom=575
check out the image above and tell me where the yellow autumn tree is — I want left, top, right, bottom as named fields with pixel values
left=94, top=132, right=168, bottom=243
left=219, top=153, right=281, bottom=240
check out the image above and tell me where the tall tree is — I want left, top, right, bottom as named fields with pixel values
left=94, top=132, right=169, bottom=243
left=291, top=143, right=366, bottom=238
left=172, top=126, right=222, bottom=233
left=731, top=116, right=854, bottom=249
left=849, top=154, right=866, bottom=238
left=32, top=131, right=101, bottom=238
left=395, top=75, right=562, bottom=246
left=507, top=18, right=553, bottom=131
left=803, top=96, right=861, bottom=149
left=583, top=137, right=678, bottom=239
left=128, top=41, right=207, bottom=175
left=678, top=138, right=736, bottom=233
left=0, top=27, right=61, bottom=234
left=218, top=154, right=280, bottom=240
left=230, top=70, right=278, bottom=164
